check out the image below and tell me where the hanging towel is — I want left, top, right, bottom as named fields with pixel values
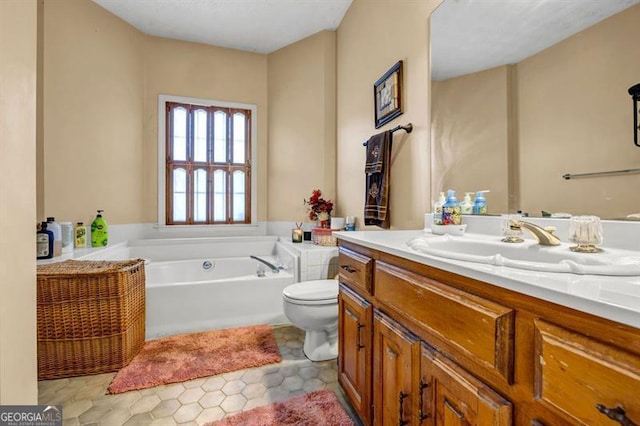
left=364, top=131, right=387, bottom=174
left=364, top=131, right=392, bottom=229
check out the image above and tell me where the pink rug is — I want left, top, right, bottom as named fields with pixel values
left=107, top=324, right=281, bottom=394
left=207, top=389, right=354, bottom=426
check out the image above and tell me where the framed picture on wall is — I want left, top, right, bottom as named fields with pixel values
left=374, top=60, right=403, bottom=128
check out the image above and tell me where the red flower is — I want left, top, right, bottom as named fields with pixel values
left=304, top=189, right=333, bottom=221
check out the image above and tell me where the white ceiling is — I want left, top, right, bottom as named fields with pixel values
left=92, top=0, right=353, bottom=54
left=431, top=0, right=640, bottom=81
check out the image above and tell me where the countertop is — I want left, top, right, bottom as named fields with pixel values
left=335, top=230, right=640, bottom=329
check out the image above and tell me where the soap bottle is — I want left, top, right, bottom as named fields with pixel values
left=91, top=210, right=109, bottom=247
left=433, top=192, right=446, bottom=225
left=75, top=221, right=88, bottom=248
left=46, top=217, right=62, bottom=256
left=460, top=192, right=474, bottom=215
left=442, top=190, right=461, bottom=225
left=37, top=222, right=54, bottom=259
left=473, top=190, right=489, bottom=215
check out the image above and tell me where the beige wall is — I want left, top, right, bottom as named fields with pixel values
left=267, top=31, right=336, bottom=221
left=143, top=37, right=268, bottom=222
left=42, top=0, right=145, bottom=225
left=0, top=0, right=38, bottom=403
left=336, top=0, right=442, bottom=229
left=517, top=4, right=640, bottom=218
left=431, top=66, right=511, bottom=214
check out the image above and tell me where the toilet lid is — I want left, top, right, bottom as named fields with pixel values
left=283, top=279, right=338, bottom=302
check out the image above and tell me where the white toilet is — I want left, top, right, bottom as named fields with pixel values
left=282, top=279, right=339, bottom=362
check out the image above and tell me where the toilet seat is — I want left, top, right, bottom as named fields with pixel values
left=283, top=279, right=338, bottom=306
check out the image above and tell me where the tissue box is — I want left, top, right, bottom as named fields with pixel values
left=312, top=227, right=337, bottom=246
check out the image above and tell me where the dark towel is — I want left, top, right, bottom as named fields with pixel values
left=364, top=131, right=387, bottom=174
left=364, top=131, right=392, bottom=229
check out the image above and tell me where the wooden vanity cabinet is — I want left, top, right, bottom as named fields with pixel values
left=338, top=284, right=373, bottom=425
left=372, top=310, right=420, bottom=425
left=420, top=344, right=512, bottom=425
left=337, top=240, right=640, bottom=426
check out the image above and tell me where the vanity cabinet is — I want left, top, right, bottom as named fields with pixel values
left=421, top=344, right=512, bottom=425
left=372, top=310, right=420, bottom=425
left=337, top=240, right=640, bottom=426
left=338, top=284, right=373, bottom=425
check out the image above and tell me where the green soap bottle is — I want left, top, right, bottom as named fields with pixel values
left=91, top=210, right=109, bottom=247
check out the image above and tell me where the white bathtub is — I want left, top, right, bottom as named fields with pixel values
left=126, top=236, right=298, bottom=338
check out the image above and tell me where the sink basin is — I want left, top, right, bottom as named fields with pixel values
left=406, top=234, right=640, bottom=276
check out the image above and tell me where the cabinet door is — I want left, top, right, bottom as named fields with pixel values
left=373, top=310, right=420, bottom=426
left=534, top=319, right=640, bottom=425
left=339, top=284, right=373, bottom=425
left=420, top=344, right=512, bottom=426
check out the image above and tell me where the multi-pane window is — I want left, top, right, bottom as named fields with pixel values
left=166, top=102, right=251, bottom=225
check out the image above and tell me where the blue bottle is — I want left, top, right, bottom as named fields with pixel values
left=473, top=191, right=489, bottom=215
left=442, top=190, right=461, bottom=225
left=37, top=222, right=54, bottom=259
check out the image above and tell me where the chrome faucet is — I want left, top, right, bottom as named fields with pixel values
left=250, top=255, right=280, bottom=273
left=509, top=220, right=561, bottom=246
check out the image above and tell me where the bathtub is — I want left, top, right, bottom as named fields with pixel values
left=126, top=236, right=298, bottom=339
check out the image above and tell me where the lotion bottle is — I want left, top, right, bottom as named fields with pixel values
left=442, top=190, right=461, bottom=225
left=75, top=222, right=87, bottom=248
left=473, top=190, right=490, bottom=215
left=37, top=222, right=54, bottom=260
left=91, top=210, right=109, bottom=247
left=46, top=217, right=62, bottom=257
left=460, top=192, right=474, bottom=214
left=433, top=192, right=446, bottom=225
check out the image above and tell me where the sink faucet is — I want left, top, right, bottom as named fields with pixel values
left=509, top=220, right=561, bottom=246
left=250, top=255, right=280, bottom=273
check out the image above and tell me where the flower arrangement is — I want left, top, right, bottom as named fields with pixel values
left=304, top=189, right=333, bottom=222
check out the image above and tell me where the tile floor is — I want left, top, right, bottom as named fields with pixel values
left=38, top=325, right=360, bottom=425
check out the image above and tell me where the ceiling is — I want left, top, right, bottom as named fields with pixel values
left=92, top=0, right=353, bottom=54
left=431, top=0, right=640, bottom=81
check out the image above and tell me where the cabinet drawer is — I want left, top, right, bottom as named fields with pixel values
left=534, top=319, right=640, bottom=425
left=338, top=249, right=373, bottom=295
left=375, top=261, right=514, bottom=383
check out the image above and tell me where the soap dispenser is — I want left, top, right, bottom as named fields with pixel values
left=442, top=190, right=461, bottom=225
left=433, top=192, right=446, bottom=225
left=460, top=193, right=474, bottom=215
left=473, top=190, right=490, bottom=215
left=91, top=210, right=109, bottom=247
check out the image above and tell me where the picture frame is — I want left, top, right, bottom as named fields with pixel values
left=374, top=60, right=403, bottom=129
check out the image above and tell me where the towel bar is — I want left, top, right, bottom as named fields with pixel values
left=363, top=123, right=412, bottom=146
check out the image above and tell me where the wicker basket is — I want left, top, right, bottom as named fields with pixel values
left=36, top=259, right=146, bottom=379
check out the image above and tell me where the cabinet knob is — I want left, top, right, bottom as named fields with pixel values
left=418, top=380, right=431, bottom=423
left=596, top=404, right=638, bottom=426
left=399, top=391, right=409, bottom=426
left=340, top=265, right=357, bottom=273
left=356, top=323, right=365, bottom=350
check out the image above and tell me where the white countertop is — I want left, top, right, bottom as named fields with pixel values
left=335, top=230, right=640, bottom=329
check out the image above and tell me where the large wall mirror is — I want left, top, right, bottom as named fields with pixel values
left=430, top=0, right=640, bottom=220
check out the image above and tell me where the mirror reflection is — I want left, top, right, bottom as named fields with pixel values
left=430, top=0, right=640, bottom=220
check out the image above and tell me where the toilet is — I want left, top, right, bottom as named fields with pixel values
left=282, top=279, right=339, bottom=362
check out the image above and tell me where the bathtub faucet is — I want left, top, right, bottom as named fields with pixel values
left=250, top=256, right=280, bottom=273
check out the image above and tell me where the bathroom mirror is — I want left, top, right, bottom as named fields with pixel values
left=430, top=0, right=640, bottom=220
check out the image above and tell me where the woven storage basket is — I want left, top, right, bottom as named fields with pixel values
left=37, top=259, right=146, bottom=379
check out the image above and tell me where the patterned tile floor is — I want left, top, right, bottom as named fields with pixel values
left=38, top=325, right=360, bottom=425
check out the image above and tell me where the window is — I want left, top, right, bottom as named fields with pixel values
left=164, top=101, right=252, bottom=225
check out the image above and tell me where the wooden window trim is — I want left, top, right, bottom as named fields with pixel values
left=165, top=101, right=251, bottom=225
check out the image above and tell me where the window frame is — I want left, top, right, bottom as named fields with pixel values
left=158, top=95, right=258, bottom=227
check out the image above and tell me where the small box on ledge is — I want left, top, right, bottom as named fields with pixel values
left=312, top=227, right=337, bottom=246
